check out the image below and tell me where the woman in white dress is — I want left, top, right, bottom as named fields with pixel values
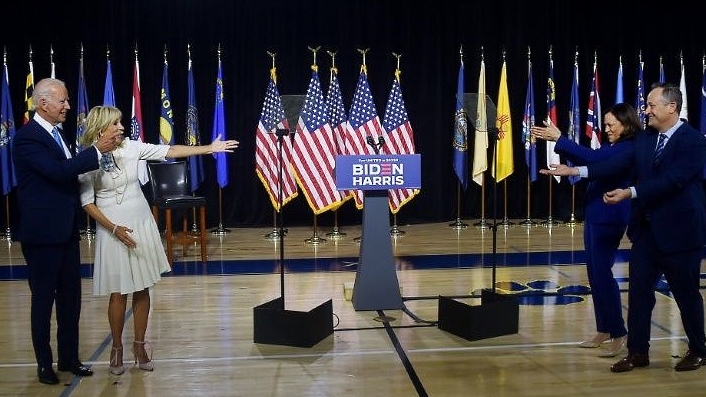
left=78, top=106, right=238, bottom=375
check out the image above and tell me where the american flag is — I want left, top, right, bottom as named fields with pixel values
left=346, top=68, right=384, bottom=209
left=255, top=70, right=298, bottom=211
left=327, top=69, right=348, bottom=158
left=382, top=74, right=418, bottom=213
left=290, top=68, right=343, bottom=214
left=585, top=62, right=602, bottom=149
left=326, top=67, right=353, bottom=202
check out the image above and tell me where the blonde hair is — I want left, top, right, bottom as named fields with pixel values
left=80, top=105, right=123, bottom=147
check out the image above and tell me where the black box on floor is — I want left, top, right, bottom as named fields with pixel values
left=437, top=289, right=519, bottom=341
left=253, top=297, right=333, bottom=348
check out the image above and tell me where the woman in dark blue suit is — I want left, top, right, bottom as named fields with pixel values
left=12, top=78, right=120, bottom=384
left=532, top=103, right=640, bottom=357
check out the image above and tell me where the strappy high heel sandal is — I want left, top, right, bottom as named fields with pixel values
left=133, top=341, right=154, bottom=371
left=109, top=345, right=125, bottom=375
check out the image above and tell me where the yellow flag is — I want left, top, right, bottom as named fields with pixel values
left=23, top=64, right=34, bottom=125
left=492, top=60, right=513, bottom=181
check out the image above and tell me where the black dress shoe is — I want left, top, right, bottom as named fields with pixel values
left=675, top=350, right=706, bottom=371
left=610, top=353, right=650, bottom=373
left=37, top=366, right=59, bottom=385
left=57, top=362, right=94, bottom=376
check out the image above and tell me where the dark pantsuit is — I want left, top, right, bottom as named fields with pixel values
left=584, top=221, right=628, bottom=337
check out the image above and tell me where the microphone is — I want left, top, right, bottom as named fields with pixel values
left=366, top=136, right=375, bottom=147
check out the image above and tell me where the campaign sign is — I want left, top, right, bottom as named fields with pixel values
left=335, top=154, right=421, bottom=190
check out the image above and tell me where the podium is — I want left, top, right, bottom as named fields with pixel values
left=352, top=189, right=404, bottom=310
left=336, top=154, right=421, bottom=311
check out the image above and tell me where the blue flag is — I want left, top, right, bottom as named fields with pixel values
left=187, top=58, right=204, bottom=191
left=635, top=60, right=646, bottom=129
left=522, top=59, right=537, bottom=182
left=700, top=63, right=706, bottom=179
left=211, top=58, right=228, bottom=188
left=103, top=58, right=115, bottom=106
left=452, top=58, right=468, bottom=190
left=701, top=63, right=706, bottom=134
left=615, top=59, right=624, bottom=104
left=1, top=62, right=17, bottom=195
left=659, top=57, right=665, bottom=83
left=568, top=60, right=581, bottom=185
left=76, top=54, right=89, bottom=152
left=159, top=60, right=175, bottom=148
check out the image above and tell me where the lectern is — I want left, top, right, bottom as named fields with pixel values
left=335, top=154, right=421, bottom=311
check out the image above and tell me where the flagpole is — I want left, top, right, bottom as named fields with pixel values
left=519, top=175, right=537, bottom=226
left=499, top=181, right=514, bottom=228
left=541, top=176, right=562, bottom=227
left=83, top=213, right=95, bottom=240
left=566, top=185, right=578, bottom=225
left=263, top=209, right=285, bottom=239
left=304, top=214, right=325, bottom=244
left=474, top=182, right=489, bottom=229
left=3, top=197, right=11, bottom=241
left=390, top=213, right=405, bottom=236
left=449, top=182, right=468, bottom=229
left=210, top=187, right=230, bottom=235
left=325, top=207, right=346, bottom=239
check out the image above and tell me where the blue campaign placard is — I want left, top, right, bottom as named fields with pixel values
left=335, top=154, right=421, bottom=190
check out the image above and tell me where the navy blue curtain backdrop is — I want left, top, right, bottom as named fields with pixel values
left=0, top=1, right=703, bottom=228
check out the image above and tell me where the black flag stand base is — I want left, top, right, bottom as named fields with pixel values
left=253, top=297, right=333, bottom=348
left=437, top=289, right=519, bottom=341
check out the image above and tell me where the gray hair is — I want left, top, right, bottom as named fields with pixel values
left=31, top=78, right=66, bottom=110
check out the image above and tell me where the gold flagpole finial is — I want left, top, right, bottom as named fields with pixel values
left=308, top=46, right=320, bottom=70
left=357, top=48, right=370, bottom=74
left=392, top=52, right=402, bottom=81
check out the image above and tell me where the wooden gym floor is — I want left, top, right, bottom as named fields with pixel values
left=1, top=220, right=706, bottom=396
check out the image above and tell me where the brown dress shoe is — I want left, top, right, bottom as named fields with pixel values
left=674, top=350, right=706, bottom=371
left=610, top=353, right=649, bottom=373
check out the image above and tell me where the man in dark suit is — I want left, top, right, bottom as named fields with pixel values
left=12, top=78, right=120, bottom=385
left=541, top=82, right=706, bottom=373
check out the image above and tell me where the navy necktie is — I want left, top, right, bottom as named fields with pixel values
left=654, top=133, right=667, bottom=164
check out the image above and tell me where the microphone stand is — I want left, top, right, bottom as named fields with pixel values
left=275, top=128, right=289, bottom=304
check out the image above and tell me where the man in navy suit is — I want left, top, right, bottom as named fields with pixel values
left=12, top=78, right=120, bottom=384
left=541, top=82, right=706, bottom=373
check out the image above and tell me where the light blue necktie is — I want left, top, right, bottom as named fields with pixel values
left=654, top=133, right=667, bottom=164
left=51, top=126, right=64, bottom=150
